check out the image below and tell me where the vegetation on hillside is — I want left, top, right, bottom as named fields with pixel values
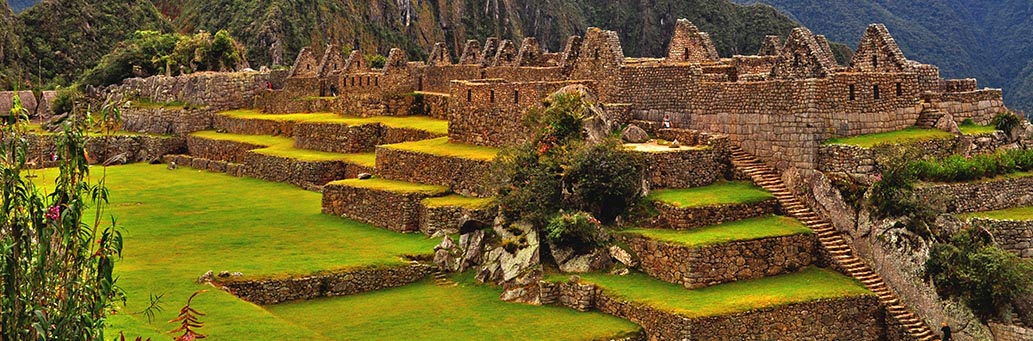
left=81, top=30, right=247, bottom=87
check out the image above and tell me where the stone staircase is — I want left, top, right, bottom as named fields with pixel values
left=730, top=145, right=939, bottom=341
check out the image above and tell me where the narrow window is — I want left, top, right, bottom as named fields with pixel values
left=848, top=84, right=855, bottom=101
left=350, top=77, right=355, bottom=87
left=366, top=76, right=371, bottom=86
left=418, top=76, right=424, bottom=91
left=467, top=89, right=472, bottom=102
left=896, top=82, right=902, bottom=96
left=872, top=55, right=878, bottom=69
left=375, top=77, right=379, bottom=87
left=514, top=90, right=520, bottom=103
left=490, top=90, right=495, bottom=103
left=683, top=48, right=689, bottom=61
left=792, top=54, right=800, bottom=67
left=873, top=84, right=880, bottom=100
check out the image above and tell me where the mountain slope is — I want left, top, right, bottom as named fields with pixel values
left=5, top=0, right=36, bottom=13
left=733, top=0, right=1033, bottom=114
left=0, top=0, right=23, bottom=86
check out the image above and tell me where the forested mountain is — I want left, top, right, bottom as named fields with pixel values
left=2, top=0, right=842, bottom=90
left=5, top=0, right=35, bottom=13
left=733, top=0, right=1033, bottom=114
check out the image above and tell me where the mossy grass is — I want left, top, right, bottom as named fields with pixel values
left=381, top=136, right=499, bottom=161
left=128, top=98, right=192, bottom=110
left=647, top=181, right=773, bottom=208
left=329, top=177, right=450, bottom=196
left=960, top=206, right=1033, bottom=221
left=621, top=215, right=811, bottom=247
left=190, top=130, right=375, bottom=164
left=959, top=124, right=997, bottom=136
left=266, top=272, right=641, bottom=340
left=218, top=109, right=449, bottom=135
left=823, top=127, right=954, bottom=148
left=25, top=164, right=438, bottom=339
left=550, top=267, right=872, bottom=319
left=422, top=194, right=496, bottom=210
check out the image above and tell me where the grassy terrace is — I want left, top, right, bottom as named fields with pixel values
left=918, top=171, right=1033, bottom=186
left=267, top=274, right=640, bottom=340
left=381, top=137, right=500, bottom=161
left=219, top=109, right=449, bottom=135
left=647, top=181, right=773, bottom=208
left=551, top=267, right=871, bottom=319
left=422, top=194, right=496, bottom=209
left=190, top=130, right=375, bottom=165
left=823, top=127, right=953, bottom=148
left=959, top=124, right=997, bottom=135
left=24, top=164, right=438, bottom=339
left=622, top=215, right=811, bottom=247
left=961, top=206, right=1033, bottom=221
left=329, top=177, right=450, bottom=196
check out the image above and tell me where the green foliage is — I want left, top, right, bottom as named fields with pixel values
left=925, top=228, right=1033, bottom=321
left=868, top=145, right=940, bottom=240
left=993, top=112, right=1022, bottom=133
left=81, top=30, right=246, bottom=87
left=544, top=211, right=604, bottom=250
left=51, top=87, right=80, bottom=116
left=366, top=54, right=387, bottom=69
left=566, top=139, right=646, bottom=222
left=1, top=94, right=124, bottom=340
left=911, top=149, right=1033, bottom=182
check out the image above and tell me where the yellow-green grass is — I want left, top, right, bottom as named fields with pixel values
left=190, top=131, right=375, bottom=164
left=329, top=177, right=450, bottom=196
left=219, top=109, right=449, bottom=135
left=960, top=206, right=1033, bottom=221
left=823, top=127, right=953, bottom=148
left=24, top=164, right=439, bottom=339
left=381, top=137, right=499, bottom=161
left=553, top=267, right=871, bottom=319
left=621, top=215, right=811, bottom=247
left=647, top=181, right=773, bottom=208
left=422, top=194, right=496, bottom=210
left=266, top=273, right=641, bottom=340
left=128, top=99, right=189, bottom=110
left=959, top=124, right=997, bottom=136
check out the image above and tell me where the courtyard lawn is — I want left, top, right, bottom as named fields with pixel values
left=26, top=164, right=439, bottom=339
left=219, top=109, right=449, bottom=135
left=329, top=177, right=450, bottom=196
left=380, top=136, right=500, bottom=161
left=823, top=127, right=953, bottom=148
left=556, top=267, right=871, bottom=319
left=961, top=206, right=1033, bottom=221
left=646, top=181, right=773, bottom=208
left=621, top=215, right=811, bottom=247
left=266, top=274, right=641, bottom=340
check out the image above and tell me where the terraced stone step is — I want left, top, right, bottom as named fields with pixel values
left=645, top=181, right=779, bottom=229
left=376, top=137, right=499, bottom=197
left=322, top=178, right=450, bottom=232
left=619, top=215, right=815, bottom=289
left=419, top=195, right=497, bottom=235
left=187, top=131, right=375, bottom=189
left=543, top=267, right=882, bottom=340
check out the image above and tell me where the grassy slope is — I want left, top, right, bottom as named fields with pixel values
left=25, top=164, right=439, bottom=339
left=328, top=177, right=450, bottom=195
left=823, top=127, right=953, bottom=148
left=381, top=136, right=500, bottom=161
left=958, top=124, right=997, bottom=136
left=422, top=194, right=496, bottom=210
left=189, top=130, right=375, bottom=164
left=647, top=181, right=773, bottom=208
left=266, top=274, right=640, bottom=340
left=962, top=206, right=1033, bottom=221
left=562, top=267, right=871, bottom=319
left=220, top=110, right=449, bottom=135
left=622, top=215, right=811, bottom=247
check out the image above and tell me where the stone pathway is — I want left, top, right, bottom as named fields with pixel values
left=731, top=145, right=939, bottom=341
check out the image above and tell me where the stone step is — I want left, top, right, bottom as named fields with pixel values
left=419, top=195, right=497, bottom=236
left=645, top=182, right=778, bottom=230
left=322, top=178, right=450, bottom=232
left=375, top=137, right=498, bottom=197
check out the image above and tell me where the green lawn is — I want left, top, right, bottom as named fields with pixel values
left=647, top=181, right=773, bottom=208
left=555, top=267, right=871, bottom=319
left=621, top=215, right=811, bottom=247
left=328, top=177, right=451, bottom=196
left=266, top=274, right=641, bottom=340
left=422, top=194, right=496, bottom=210
left=961, top=206, right=1033, bottom=221
left=381, top=137, right=500, bottom=161
left=219, top=109, right=449, bottom=135
left=26, top=164, right=440, bottom=339
left=959, top=124, right=997, bottom=136
left=190, top=131, right=374, bottom=164
left=823, top=127, right=954, bottom=148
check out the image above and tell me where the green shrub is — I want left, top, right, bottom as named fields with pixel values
left=366, top=54, right=387, bottom=69
left=544, top=211, right=604, bottom=250
left=961, top=118, right=975, bottom=126
left=82, top=30, right=247, bottom=87
left=993, top=112, right=1022, bottom=133
left=51, top=87, right=80, bottom=116
left=566, top=138, right=646, bottom=222
left=926, top=228, right=1033, bottom=321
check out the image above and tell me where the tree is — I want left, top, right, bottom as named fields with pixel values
left=0, top=94, right=124, bottom=340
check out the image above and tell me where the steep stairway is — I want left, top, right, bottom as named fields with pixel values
left=730, top=145, right=939, bottom=341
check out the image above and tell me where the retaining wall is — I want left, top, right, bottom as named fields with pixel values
left=375, top=147, right=493, bottom=197
left=215, top=263, right=433, bottom=305
left=650, top=199, right=779, bottom=230
left=914, top=176, right=1033, bottom=213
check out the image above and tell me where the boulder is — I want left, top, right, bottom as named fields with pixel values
left=621, top=124, right=649, bottom=143
left=933, top=111, right=961, bottom=135
left=608, top=245, right=638, bottom=267
left=556, top=247, right=612, bottom=273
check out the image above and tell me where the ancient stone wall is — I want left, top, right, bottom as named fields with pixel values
left=109, top=71, right=283, bottom=111
left=242, top=152, right=370, bottom=190
left=21, top=134, right=185, bottom=168
left=447, top=80, right=594, bottom=148
left=185, top=135, right=263, bottom=163
left=640, top=147, right=728, bottom=189
left=615, top=64, right=702, bottom=111
left=483, top=67, right=565, bottom=82
left=215, top=264, right=433, bottom=305
left=933, top=89, right=1007, bottom=125
left=123, top=107, right=215, bottom=135
left=649, top=199, right=779, bottom=230
left=620, top=233, right=816, bottom=289
left=419, top=203, right=498, bottom=236
left=569, top=28, right=624, bottom=102
left=818, top=133, right=1008, bottom=178
left=989, top=323, right=1033, bottom=341
left=322, top=182, right=443, bottom=232
left=914, top=175, right=1033, bottom=213
left=418, top=65, right=481, bottom=93
left=293, top=122, right=380, bottom=153
left=374, top=146, right=493, bottom=197
left=165, top=154, right=246, bottom=178
left=213, top=114, right=295, bottom=136
left=968, top=218, right=1033, bottom=259
left=944, top=78, right=977, bottom=93
left=666, top=19, right=719, bottom=63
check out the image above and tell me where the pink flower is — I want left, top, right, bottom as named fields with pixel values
left=45, top=205, right=60, bottom=221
